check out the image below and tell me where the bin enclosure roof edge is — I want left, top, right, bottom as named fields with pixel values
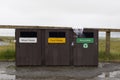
left=0, top=25, right=98, bottom=30
left=0, top=25, right=119, bottom=32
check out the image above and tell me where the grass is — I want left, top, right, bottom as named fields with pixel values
left=99, top=38, right=120, bottom=62
left=0, top=36, right=15, bottom=61
left=0, top=49, right=15, bottom=60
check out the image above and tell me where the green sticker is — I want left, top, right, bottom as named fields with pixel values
left=83, top=43, right=88, bottom=48
left=76, top=38, right=94, bottom=43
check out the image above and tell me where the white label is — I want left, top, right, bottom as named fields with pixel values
left=19, top=38, right=37, bottom=43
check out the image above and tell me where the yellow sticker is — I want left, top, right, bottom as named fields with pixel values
left=48, top=38, right=66, bottom=43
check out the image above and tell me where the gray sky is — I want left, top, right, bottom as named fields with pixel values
left=0, top=0, right=120, bottom=36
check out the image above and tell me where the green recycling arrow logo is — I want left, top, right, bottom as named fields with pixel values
left=83, top=43, right=88, bottom=48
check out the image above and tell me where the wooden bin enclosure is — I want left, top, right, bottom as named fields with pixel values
left=73, top=29, right=98, bottom=66
left=16, top=28, right=73, bottom=66
left=16, top=29, right=42, bottom=66
left=16, top=28, right=98, bottom=66
left=45, top=29, right=72, bottom=65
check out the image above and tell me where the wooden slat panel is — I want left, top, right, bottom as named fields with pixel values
left=45, top=29, right=71, bottom=65
left=73, top=29, right=98, bottom=66
left=16, top=29, right=42, bottom=66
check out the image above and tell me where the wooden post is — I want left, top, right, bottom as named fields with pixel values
left=106, top=31, right=110, bottom=55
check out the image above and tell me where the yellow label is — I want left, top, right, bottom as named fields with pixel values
left=48, top=38, right=66, bottom=43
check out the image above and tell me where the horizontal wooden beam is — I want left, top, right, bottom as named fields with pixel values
left=99, top=29, right=120, bottom=32
left=0, top=25, right=71, bottom=29
left=0, top=25, right=119, bottom=32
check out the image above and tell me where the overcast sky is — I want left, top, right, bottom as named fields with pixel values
left=0, top=0, right=120, bottom=36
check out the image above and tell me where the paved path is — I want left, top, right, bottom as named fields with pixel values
left=0, top=62, right=120, bottom=80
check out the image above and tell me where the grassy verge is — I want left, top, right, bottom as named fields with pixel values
left=99, top=38, right=120, bottom=62
left=0, top=49, right=15, bottom=60
left=0, top=36, right=15, bottom=61
left=99, top=52, right=120, bottom=62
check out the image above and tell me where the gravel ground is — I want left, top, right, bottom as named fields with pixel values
left=0, top=62, right=120, bottom=80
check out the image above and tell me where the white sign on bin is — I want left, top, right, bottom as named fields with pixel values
left=19, top=38, right=37, bottom=43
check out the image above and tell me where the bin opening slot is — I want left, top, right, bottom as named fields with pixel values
left=49, top=32, right=65, bottom=37
left=19, top=32, right=37, bottom=43
left=76, top=32, right=94, bottom=44
left=48, top=32, right=66, bottom=44
left=20, top=32, right=37, bottom=37
left=82, top=32, right=94, bottom=38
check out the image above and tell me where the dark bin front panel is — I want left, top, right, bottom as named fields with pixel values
left=73, top=29, right=98, bottom=66
left=16, top=29, right=42, bottom=66
left=45, top=29, right=71, bottom=65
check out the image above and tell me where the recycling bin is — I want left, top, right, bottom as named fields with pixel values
left=73, top=29, right=98, bottom=66
left=44, top=29, right=72, bottom=65
left=15, top=27, right=98, bottom=66
left=16, top=29, right=42, bottom=66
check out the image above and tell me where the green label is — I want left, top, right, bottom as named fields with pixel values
left=83, top=43, right=88, bottom=48
left=76, top=38, right=94, bottom=43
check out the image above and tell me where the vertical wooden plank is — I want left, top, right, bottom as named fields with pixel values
left=106, top=31, right=110, bottom=55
